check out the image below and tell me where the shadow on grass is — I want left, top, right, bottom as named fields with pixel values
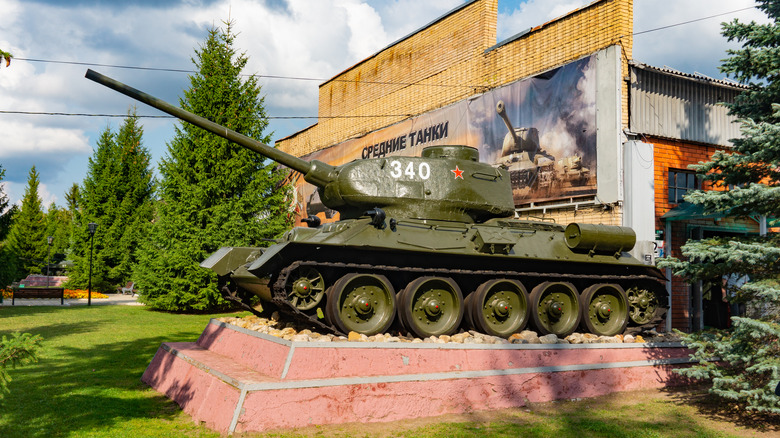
left=0, top=331, right=203, bottom=438
left=662, top=385, right=780, bottom=434
left=0, top=305, right=71, bottom=318
left=0, top=320, right=109, bottom=342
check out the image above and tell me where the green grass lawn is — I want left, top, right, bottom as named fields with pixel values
left=1, top=305, right=777, bottom=438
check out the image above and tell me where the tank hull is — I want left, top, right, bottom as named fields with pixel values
left=203, top=218, right=667, bottom=338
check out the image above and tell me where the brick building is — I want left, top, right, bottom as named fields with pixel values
left=276, top=0, right=756, bottom=332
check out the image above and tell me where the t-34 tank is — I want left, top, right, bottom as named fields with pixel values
left=493, top=101, right=557, bottom=192
left=86, top=69, right=667, bottom=339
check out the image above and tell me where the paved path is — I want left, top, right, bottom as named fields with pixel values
left=1, top=293, right=143, bottom=307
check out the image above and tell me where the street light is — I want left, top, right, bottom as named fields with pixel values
left=87, top=222, right=97, bottom=306
left=46, top=236, right=53, bottom=287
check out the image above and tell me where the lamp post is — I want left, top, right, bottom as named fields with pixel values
left=46, top=236, right=53, bottom=287
left=87, top=222, right=97, bottom=306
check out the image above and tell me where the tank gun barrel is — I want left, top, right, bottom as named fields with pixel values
left=85, top=69, right=335, bottom=187
left=496, top=101, right=520, bottom=146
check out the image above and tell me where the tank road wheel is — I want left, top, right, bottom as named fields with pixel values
left=529, top=282, right=581, bottom=337
left=627, top=287, right=660, bottom=325
left=579, top=284, right=629, bottom=336
left=399, top=276, right=464, bottom=338
left=470, top=279, right=530, bottom=337
left=325, top=274, right=396, bottom=336
left=285, top=266, right=326, bottom=311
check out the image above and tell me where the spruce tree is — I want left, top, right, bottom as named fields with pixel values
left=133, top=21, right=292, bottom=311
left=6, top=166, right=46, bottom=279
left=0, top=164, right=15, bottom=241
left=67, top=111, right=154, bottom=292
left=657, top=0, right=780, bottom=414
left=44, top=202, right=71, bottom=270
left=0, top=164, right=19, bottom=286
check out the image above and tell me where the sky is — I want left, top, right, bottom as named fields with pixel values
left=0, top=0, right=769, bottom=208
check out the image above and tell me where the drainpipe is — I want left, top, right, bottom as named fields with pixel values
left=665, top=219, right=672, bottom=333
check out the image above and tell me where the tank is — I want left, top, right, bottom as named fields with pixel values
left=494, top=101, right=593, bottom=199
left=86, top=69, right=667, bottom=339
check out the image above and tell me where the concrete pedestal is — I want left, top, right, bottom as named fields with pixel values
left=142, top=320, right=692, bottom=434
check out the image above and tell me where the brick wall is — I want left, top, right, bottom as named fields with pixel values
left=277, top=0, right=633, bottom=157
left=650, top=136, right=720, bottom=231
left=648, top=135, right=761, bottom=331
left=516, top=204, right=622, bottom=226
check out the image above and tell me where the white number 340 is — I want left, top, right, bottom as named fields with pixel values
left=389, top=161, right=431, bottom=180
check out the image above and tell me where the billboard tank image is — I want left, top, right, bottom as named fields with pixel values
left=493, top=100, right=593, bottom=201
left=86, top=69, right=667, bottom=339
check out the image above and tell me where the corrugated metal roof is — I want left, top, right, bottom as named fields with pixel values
left=630, top=61, right=749, bottom=90
left=629, top=62, right=746, bottom=147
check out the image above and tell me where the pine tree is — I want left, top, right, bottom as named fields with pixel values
left=6, top=166, right=46, bottom=279
left=133, top=21, right=292, bottom=311
left=66, top=111, right=154, bottom=292
left=657, top=0, right=780, bottom=414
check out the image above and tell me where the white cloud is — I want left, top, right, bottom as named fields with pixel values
left=0, top=0, right=772, bottom=207
left=336, top=0, right=389, bottom=60
left=498, top=0, right=590, bottom=40
left=633, top=0, right=767, bottom=78
left=0, top=120, right=89, bottom=156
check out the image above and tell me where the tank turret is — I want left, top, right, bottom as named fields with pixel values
left=86, top=70, right=515, bottom=223
left=496, top=100, right=540, bottom=159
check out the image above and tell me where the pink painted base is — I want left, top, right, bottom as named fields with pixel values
left=142, top=320, right=692, bottom=434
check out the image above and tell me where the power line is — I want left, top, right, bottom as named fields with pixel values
left=0, top=110, right=171, bottom=118
left=3, top=6, right=760, bottom=121
left=633, top=6, right=757, bottom=36
left=0, top=110, right=412, bottom=120
left=12, top=6, right=758, bottom=86
left=14, top=57, right=473, bottom=89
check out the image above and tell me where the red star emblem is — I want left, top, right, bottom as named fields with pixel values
left=451, top=166, right=464, bottom=179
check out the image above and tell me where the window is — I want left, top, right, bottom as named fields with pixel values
left=668, top=169, right=699, bottom=204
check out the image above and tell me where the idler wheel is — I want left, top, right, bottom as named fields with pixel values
left=579, top=283, right=628, bottom=336
left=284, top=266, right=326, bottom=311
left=529, top=281, right=581, bottom=337
left=325, top=273, right=396, bottom=336
left=469, top=279, right=529, bottom=337
left=398, top=276, right=463, bottom=338
left=627, top=287, right=660, bottom=325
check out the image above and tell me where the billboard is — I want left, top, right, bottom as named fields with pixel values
left=291, top=54, right=597, bottom=221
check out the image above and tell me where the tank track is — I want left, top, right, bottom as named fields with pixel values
left=270, top=260, right=667, bottom=338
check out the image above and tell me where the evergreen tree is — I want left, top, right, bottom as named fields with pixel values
left=67, top=111, right=154, bottom=292
left=0, top=164, right=16, bottom=241
left=0, top=332, right=41, bottom=401
left=44, top=202, right=71, bottom=270
left=657, top=0, right=780, bottom=414
left=133, top=21, right=292, bottom=311
left=6, top=166, right=46, bottom=279
left=64, top=183, right=82, bottom=255
left=0, top=164, right=19, bottom=286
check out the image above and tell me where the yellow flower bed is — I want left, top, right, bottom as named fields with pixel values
left=1, top=288, right=108, bottom=299
left=64, top=289, right=109, bottom=299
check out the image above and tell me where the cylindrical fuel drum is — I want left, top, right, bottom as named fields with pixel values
left=564, top=223, right=636, bottom=254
